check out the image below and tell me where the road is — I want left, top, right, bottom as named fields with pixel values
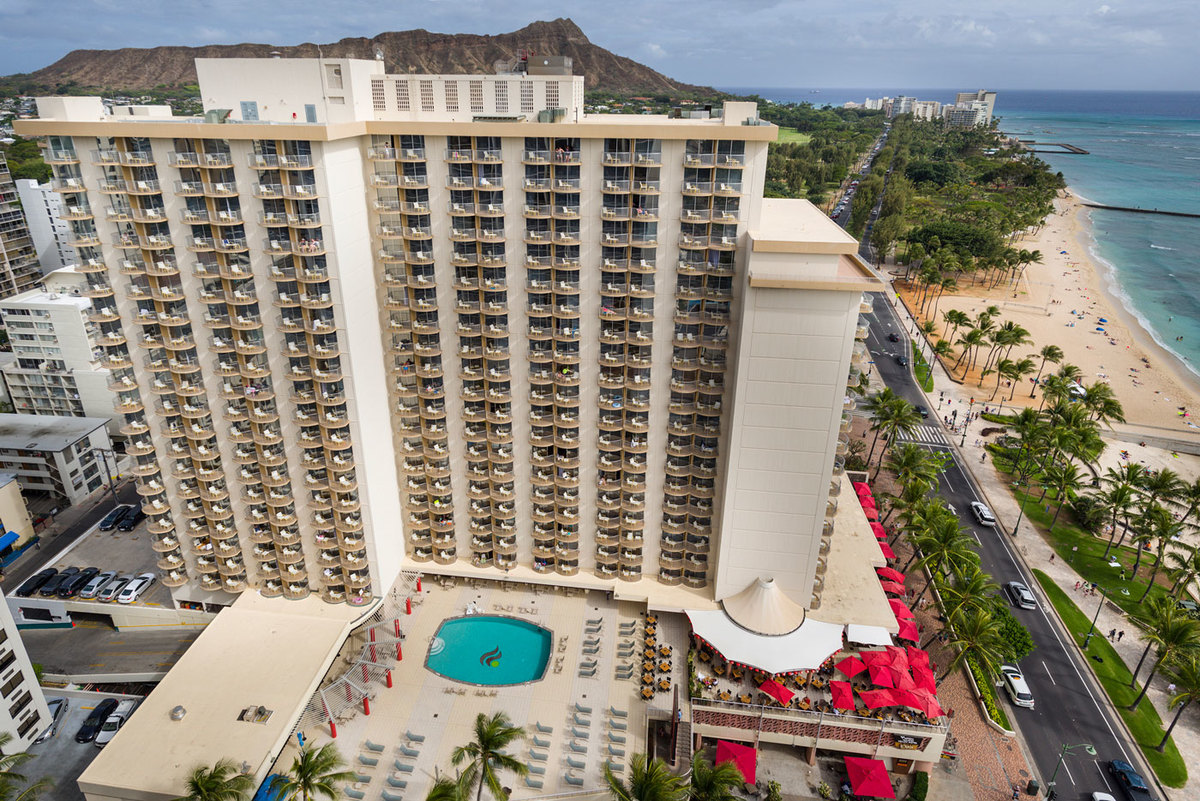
left=866, top=298, right=1142, bottom=800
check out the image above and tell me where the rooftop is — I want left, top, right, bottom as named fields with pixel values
left=0, top=414, right=107, bottom=452
left=747, top=199, right=884, bottom=292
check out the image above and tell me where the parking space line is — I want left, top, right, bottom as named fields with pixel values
left=1042, top=660, right=1056, bottom=685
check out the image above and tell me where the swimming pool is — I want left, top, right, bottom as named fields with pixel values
left=425, top=616, right=553, bottom=686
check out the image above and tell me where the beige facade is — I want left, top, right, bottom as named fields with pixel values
left=0, top=473, right=34, bottom=552
left=0, top=154, right=44, bottom=298
left=0, top=588, right=51, bottom=751
left=16, top=57, right=879, bottom=613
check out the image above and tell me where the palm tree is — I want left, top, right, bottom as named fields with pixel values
left=270, top=743, right=355, bottom=801
left=1082, top=382, right=1126, bottom=425
left=952, top=327, right=985, bottom=375
left=425, top=777, right=469, bottom=801
left=451, top=712, right=528, bottom=801
left=1041, top=463, right=1084, bottom=531
left=871, top=401, right=922, bottom=479
left=885, top=442, right=944, bottom=493
left=1156, top=652, right=1200, bottom=751
left=604, top=754, right=686, bottom=801
left=941, top=565, right=1000, bottom=622
left=940, top=607, right=1008, bottom=682
left=175, top=760, right=253, bottom=801
left=1097, top=483, right=1138, bottom=560
left=862, top=388, right=902, bottom=465
left=0, top=732, right=51, bottom=801
left=883, top=481, right=927, bottom=528
left=1137, top=509, right=1182, bottom=603
left=688, top=750, right=746, bottom=801
left=943, top=309, right=970, bottom=344
left=1167, top=547, right=1200, bottom=598
left=1007, top=357, right=1037, bottom=401
left=1030, top=344, right=1064, bottom=397
left=1127, top=609, right=1200, bottom=711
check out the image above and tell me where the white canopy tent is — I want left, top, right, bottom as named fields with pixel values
left=845, top=624, right=894, bottom=647
left=686, top=609, right=846, bottom=675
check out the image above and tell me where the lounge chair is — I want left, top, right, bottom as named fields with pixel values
left=405, top=730, right=426, bottom=743
left=605, top=759, right=624, bottom=774
left=573, top=712, right=591, bottom=726
left=364, top=739, right=385, bottom=752
left=535, top=722, right=553, bottom=734
left=398, top=744, right=420, bottom=757
left=352, top=773, right=371, bottom=783
left=526, top=763, right=547, bottom=775
left=525, top=778, right=544, bottom=790
left=608, top=745, right=626, bottom=757
left=579, top=660, right=598, bottom=670
left=584, top=637, right=601, bottom=647
left=393, top=761, right=414, bottom=773
left=565, top=773, right=584, bottom=787
left=608, top=732, right=627, bottom=744
left=582, top=645, right=600, bottom=655
left=344, top=790, right=365, bottom=800
left=575, top=702, right=593, bottom=714
left=610, top=719, right=628, bottom=731
left=610, top=706, right=629, bottom=717
left=568, top=740, right=588, bottom=754
left=567, top=756, right=586, bottom=770
left=571, top=726, right=589, bottom=738
left=587, top=618, right=603, bottom=626
left=358, top=755, right=379, bottom=767
left=387, top=777, right=407, bottom=789
left=382, top=791, right=404, bottom=801
left=578, top=667, right=597, bottom=678
left=528, top=748, right=548, bottom=761
left=532, top=735, right=551, bottom=748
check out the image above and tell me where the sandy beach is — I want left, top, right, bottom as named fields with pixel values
left=901, top=190, right=1200, bottom=444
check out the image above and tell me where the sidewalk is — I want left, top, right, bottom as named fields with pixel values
left=882, top=282, right=1199, bottom=799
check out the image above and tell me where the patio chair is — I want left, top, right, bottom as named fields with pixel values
left=579, top=660, right=598, bottom=671
left=578, top=667, right=597, bottom=678
left=533, top=735, right=551, bottom=748
left=528, top=748, right=549, bottom=762
left=605, top=760, right=624, bottom=774
left=387, top=777, right=407, bottom=789
left=608, top=732, right=627, bottom=744
left=565, top=773, right=585, bottom=787
left=344, top=790, right=365, bottom=800
left=610, top=719, right=628, bottom=731
left=357, top=755, right=379, bottom=767
left=393, top=761, right=414, bottom=773
left=352, top=773, right=371, bottom=783
left=584, top=637, right=601, bottom=647
left=575, top=702, right=593, bottom=714
left=583, top=645, right=600, bottom=655
left=585, top=625, right=602, bottom=634
left=364, top=740, right=385, bottom=752
left=571, top=727, right=589, bottom=738
left=535, top=722, right=553, bottom=734
left=382, top=791, right=404, bottom=801
left=567, top=756, right=586, bottom=770
left=573, top=712, right=591, bottom=726
left=525, top=778, right=544, bottom=790
left=608, top=744, right=626, bottom=758
left=398, top=744, right=420, bottom=757
left=526, top=763, right=547, bottom=775
left=568, top=740, right=588, bottom=754
left=405, top=730, right=426, bottom=743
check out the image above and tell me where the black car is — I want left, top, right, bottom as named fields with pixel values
left=887, top=333, right=901, bottom=342
left=15, top=568, right=57, bottom=598
left=915, top=405, right=930, bottom=418
left=116, top=507, right=147, bottom=532
left=58, top=567, right=100, bottom=599
left=895, top=355, right=909, bottom=367
left=74, top=698, right=118, bottom=743
left=1107, top=759, right=1154, bottom=800
left=39, top=566, right=80, bottom=596
left=98, top=505, right=134, bottom=532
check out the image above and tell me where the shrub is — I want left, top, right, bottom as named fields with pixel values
left=907, top=771, right=929, bottom=801
left=993, top=605, right=1035, bottom=661
left=967, top=656, right=1010, bottom=729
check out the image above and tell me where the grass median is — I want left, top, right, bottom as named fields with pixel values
left=1032, top=569, right=1186, bottom=787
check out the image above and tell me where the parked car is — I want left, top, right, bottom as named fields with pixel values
left=1005, top=580, right=1038, bottom=610
left=94, top=699, right=138, bottom=747
left=1000, top=664, right=1034, bottom=709
left=96, top=574, right=134, bottom=603
left=117, top=573, right=157, bottom=604
left=38, top=566, right=80, bottom=597
left=35, top=697, right=67, bottom=743
left=1107, top=760, right=1154, bottom=801
left=98, top=504, right=133, bottom=532
left=970, top=501, right=996, bottom=527
left=58, top=567, right=100, bottom=599
left=15, top=568, right=57, bottom=598
left=116, top=507, right=147, bottom=531
left=75, top=698, right=119, bottom=743
left=78, top=570, right=117, bottom=600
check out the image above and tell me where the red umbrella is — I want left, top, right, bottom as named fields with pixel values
left=912, top=689, right=945, bottom=718
left=896, top=620, right=919, bottom=642
left=845, top=756, right=895, bottom=798
left=870, top=522, right=888, bottom=539
left=912, top=666, right=937, bottom=693
left=864, top=505, right=881, bottom=521
left=858, top=689, right=896, bottom=710
left=829, top=680, right=856, bottom=710
left=878, top=580, right=907, bottom=595
left=715, top=740, right=757, bottom=785
left=891, top=688, right=922, bottom=710
left=859, top=650, right=891, bottom=667
left=888, top=599, right=914, bottom=619
left=867, top=664, right=894, bottom=688
left=885, top=646, right=909, bottom=668
left=876, top=566, right=905, bottom=582
left=859, top=497, right=878, bottom=510
left=906, top=646, right=931, bottom=668
left=889, top=667, right=917, bottom=691
left=759, top=678, right=794, bottom=706
left=836, top=656, right=867, bottom=678
left=853, top=481, right=872, bottom=495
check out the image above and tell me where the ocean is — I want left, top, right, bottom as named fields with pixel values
left=723, top=87, right=1200, bottom=380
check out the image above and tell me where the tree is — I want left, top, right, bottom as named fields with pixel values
left=942, top=309, right=971, bottom=344
left=940, top=607, right=1008, bottom=682
left=688, top=750, right=745, bottom=801
left=270, top=743, right=355, bottom=801
left=1082, top=382, right=1125, bottom=425
left=1096, top=483, right=1138, bottom=560
left=885, top=442, right=945, bottom=494
left=1030, top=345, right=1064, bottom=397
left=940, top=565, right=999, bottom=622
left=1126, top=602, right=1200, bottom=712
left=1041, top=463, right=1084, bottom=531
left=1156, top=652, right=1200, bottom=751
left=174, top=760, right=253, bottom=801
left=1007, top=358, right=1037, bottom=401
left=425, top=777, right=469, bottom=801
left=603, top=754, right=686, bottom=801
left=451, top=712, right=528, bottom=801
left=871, top=400, right=922, bottom=479
left=0, top=732, right=51, bottom=801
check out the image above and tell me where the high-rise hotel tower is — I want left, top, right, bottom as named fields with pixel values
left=17, top=55, right=879, bottom=612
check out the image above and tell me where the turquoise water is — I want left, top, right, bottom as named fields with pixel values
left=425, top=616, right=552, bottom=685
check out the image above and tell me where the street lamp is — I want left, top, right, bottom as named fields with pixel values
left=1082, top=586, right=1109, bottom=650
left=1046, top=742, right=1096, bottom=799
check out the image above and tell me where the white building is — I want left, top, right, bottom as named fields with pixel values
left=954, top=90, right=996, bottom=125
left=0, top=413, right=112, bottom=506
left=0, top=155, right=43, bottom=298
left=15, top=178, right=73, bottom=272
left=0, top=267, right=117, bottom=430
left=0, top=589, right=51, bottom=750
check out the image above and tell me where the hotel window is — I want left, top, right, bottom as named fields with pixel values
left=494, top=82, right=509, bottom=113
left=546, top=82, right=560, bottom=109
left=419, top=80, right=435, bottom=112
left=17, top=713, right=38, bottom=739
left=371, top=80, right=386, bottom=111
left=520, top=81, right=534, bottom=113
left=395, top=81, right=410, bottom=111
left=445, top=82, right=459, bottom=112
left=470, top=81, right=485, bottom=113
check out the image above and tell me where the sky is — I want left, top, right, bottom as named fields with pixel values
left=1, top=0, right=1196, bottom=91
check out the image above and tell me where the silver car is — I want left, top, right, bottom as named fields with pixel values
left=79, top=570, right=117, bottom=600
left=96, top=574, right=134, bottom=603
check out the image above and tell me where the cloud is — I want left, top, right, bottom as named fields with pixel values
left=645, top=42, right=666, bottom=58
left=1095, top=4, right=1115, bottom=14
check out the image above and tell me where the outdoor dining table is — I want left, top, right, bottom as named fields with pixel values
left=641, top=687, right=655, bottom=699
left=659, top=661, right=672, bottom=672
left=644, top=648, right=657, bottom=659
left=738, top=694, right=753, bottom=704
left=658, top=678, right=671, bottom=691
left=659, top=646, right=672, bottom=657
left=642, top=673, right=655, bottom=685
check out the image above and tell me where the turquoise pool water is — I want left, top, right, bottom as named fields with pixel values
left=425, top=616, right=552, bottom=685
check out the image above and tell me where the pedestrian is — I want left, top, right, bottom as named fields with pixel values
left=1049, top=553, right=1055, bottom=563
left=1109, top=628, right=1117, bottom=641
left=980, top=453, right=987, bottom=463
left=1167, top=682, right=1177, bottom=696
left=1117, top=630, right=1124, bottom=642
left=1075, top=581, right=1081, bottom=591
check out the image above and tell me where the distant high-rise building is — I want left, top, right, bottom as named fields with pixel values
left=15, top=177, right=73, bottom=272
left=955, top=90, right=997, bottom=124
left=0, top=155, right=43, bottom=298
left=16, top=56, right=879, bottom=613
left=0, top=587, right=51, bottom=750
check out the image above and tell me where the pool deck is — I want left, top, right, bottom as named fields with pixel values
left=274, top=579, right=684, bottom=798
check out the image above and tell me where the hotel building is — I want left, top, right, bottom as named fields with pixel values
left=0, top=154, right=44, bottom=298
left=16, top=56, right=879, bottom=614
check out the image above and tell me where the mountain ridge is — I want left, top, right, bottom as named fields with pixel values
left=8, top=19, right=715, bottom=96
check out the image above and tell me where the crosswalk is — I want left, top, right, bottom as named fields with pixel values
left=894, top=424, right=950, bottom=447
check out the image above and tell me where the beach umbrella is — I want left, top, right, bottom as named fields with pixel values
left=853, top=481, right=872, bottom=495
left=890, top=688, right=922, bottom=711
left=867, top=664, right=895, bottom=688
left=888, top=599, right=914, bottom=619
left=906, top=646, right=931, bottom=668
left=845, top=756, right=895, bottom=799
left=896, top=620, right=919, bottom=642
left=859, top=650, right=892, bottom=668
left=1099, top=317, right=1108, bottom=323
left=859, top=496, right=877, bottom=509
left=885, top=646, right=909, bottom=666
left=830, top=680, right=856, bottom=711
left=858, top=689, right=896, bottom=710
left=878, top=580, right=907, bottom=596
left=878, top=541, right=895, bottom=559
left=864, top=507, right=880, bottom=521
left=759, top=678, right=794, bottom=706
left=912, top=666, right=937, bottom=693
left=715, top=740, right=757, bottom=784
left=912, top=689, right=945, bottom=718
left=836, top=656, right=867, bottom=678
left=876, top=567, right=905, bottom=582
left=870, top=522, right=888, bottom=539
left=889, top=667, right=917, bottom=691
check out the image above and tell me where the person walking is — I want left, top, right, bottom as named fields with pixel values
left=1108, top=629, right=1117, bottom=641
left=1117, top=630, right=1124, bottom=642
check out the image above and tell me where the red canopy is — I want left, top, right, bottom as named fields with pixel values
left=853, top=481, right=872, bottom=495
left=888, top=599, right=914, bottom=619
left=858, top=495, right=878, bottom=508
left=867, top=664, right=895, bottom=688
left=859, top=650, right=891, bottom=667
left=829, top=680, right=856, bottom=710
left=845, top=756, right=896, bottom=799
left=878, top=580, right=907, bottom=595
left=890, top=688, right=922, bottom=710
left=878, top=541, right=894, bottom=558
left=885, top=646, right=909, bottom=668
left=864, top=507, right=880, bottom=521
left=911, top=666, right=937, bottom=693
left=858, top=689, right=896, bottom=710
left=759, top=678, right=794, bottom=706
left=876, top=566, right=905, bottom=582
left=889, top=668, right=917, bottom=691
left=715, top=740, right=757, bottom=785
left=906, top=646, right=931, bottom=668
left=896, top=620, right=919, bottom=642
left=870, top=522, right=888, bottom=539
left=912, top=688, right=945, bottom=718
left=836, top=656, right=867, bottom=678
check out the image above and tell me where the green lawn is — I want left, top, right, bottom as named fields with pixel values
left=1032, top=569, right=1187, bottom=787
left=776, top=127, right=813, bottom=144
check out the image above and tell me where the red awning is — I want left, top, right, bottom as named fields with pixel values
left=867, top=664, right=895, bottom=688
left=845, top=756, right=896, bottom=799
left=853, top=481, right=872, bottom=495
left=876, top=566, right=905, bottom=582
left=858, top=688, right=896, bottom=710
left=870, top=522, right=888, bottom=538
left=859, top=497, right=878, bottom=510
left=878, top=580, right=906, bottom=596
left=896, top=620, right=919, bottom=642
left=829, top=680, right=856, bottom=710
left=878, top=541, right=894, bottom=558
left=715, top=740, right=757, bottom=785
left=758, top=678, right=794, bottom=706
left=836, top=656, right=867, bottom=678
left=888, top=599, right=914, bottom=619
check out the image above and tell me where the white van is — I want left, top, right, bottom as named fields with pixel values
left=94, top=699, right=138, bottom=747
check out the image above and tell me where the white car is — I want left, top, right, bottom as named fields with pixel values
left=1000, top=664, right=1034, bottom=709
left=970, top=501, right=996, bottom=527
left=1091, top=793, right=1117, bottom=801
left=116, top=572, right=157, bottom=604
